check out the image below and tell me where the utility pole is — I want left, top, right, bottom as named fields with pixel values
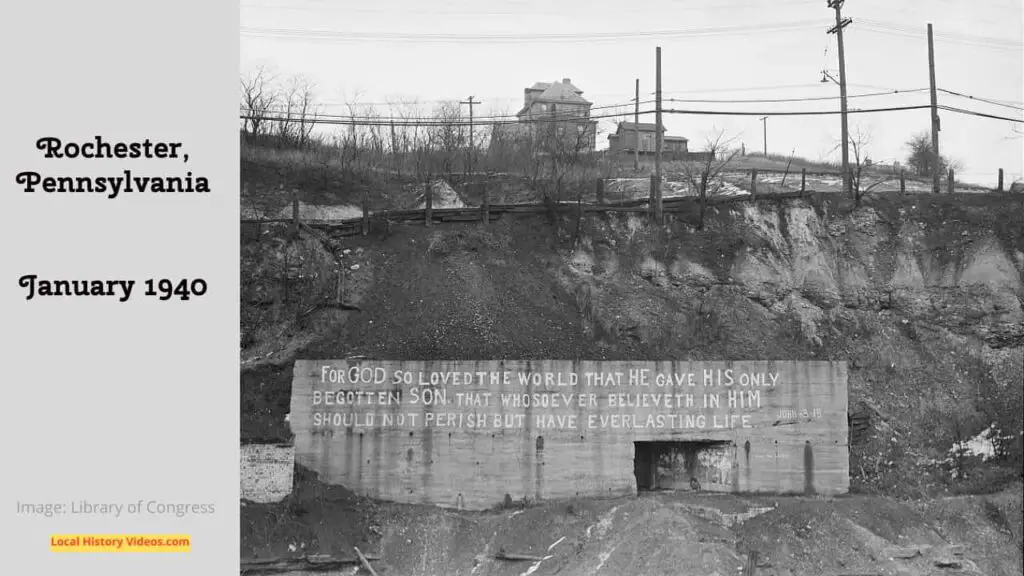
left=827, top=0, right=852, bottom=197
left=634, top=78, right=640, bottom=172
left=760, top=116, right=768, bottom=156
left=460, top=95, right=480, bottom=179
left=654, top=46, right=663, bottom=223
left=927, top=23, right=941, bottom=193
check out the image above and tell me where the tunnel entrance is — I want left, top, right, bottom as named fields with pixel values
left=634, top=440, right=734, bottom=492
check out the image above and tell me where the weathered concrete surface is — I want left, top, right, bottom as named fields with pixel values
left=289, top=360, right=848, bottom=510
left=240, top=443, right=295, bottom=503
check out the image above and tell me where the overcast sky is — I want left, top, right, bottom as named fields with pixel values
left=241, top=0, right=1023, bottom=186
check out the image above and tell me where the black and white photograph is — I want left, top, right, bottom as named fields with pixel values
left=238, top=1, right=1024, bottom=574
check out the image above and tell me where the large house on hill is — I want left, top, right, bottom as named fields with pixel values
left=491, top=78, right=599, bottom=153
left=607, top=122, right=690, bottom=157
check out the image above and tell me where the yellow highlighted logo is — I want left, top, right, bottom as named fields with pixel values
left=50, top=534, right=190, bottom=553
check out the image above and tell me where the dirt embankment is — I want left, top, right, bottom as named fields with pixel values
left=242, top=192, right=1023, bottom=468
left=240, top=189, right=1023, bottom=572
left=242, top=469, right=1023, bottom=576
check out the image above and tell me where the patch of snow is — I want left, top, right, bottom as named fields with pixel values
left=416, top=179, right=466, bottom=209
left=717, top=181, right=749, bottom=196
left=950, top=424, right=1004, bottom=461
left=276, top=201, right=362, bottom=221
left=814, top=177, right=844, bottom=187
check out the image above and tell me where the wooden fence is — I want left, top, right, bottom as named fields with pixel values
left=242, top=167, right=1014, bottom=239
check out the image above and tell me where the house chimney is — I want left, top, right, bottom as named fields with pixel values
left=563, top=78, right=571, bottom=84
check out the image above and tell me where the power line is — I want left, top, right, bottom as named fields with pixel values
left=661, top=83, right=833, bottom=95
left=237, top=97, right=1024, bottom=125
left=664, top=88, right=929, bottom=104
left=857, top=18, right=1024, bottom=47
left=937, top=104, right=1024, bottom=123
left=662, top=104, right=932, bottom=116
left=938, top=89, right=1024, bottom=111
left=245, top=99, right=656, bottom=123
left=855, top=21, right=1024, bottom=51
left=244, top=92, right=1024, bottom=124
left=241, top=108, right=657, bottom=127
left=242, top=0, right=825, bottom=16
left=242, top=103, right=941, bottom=128
left=240, top=21, right=825, bottom=43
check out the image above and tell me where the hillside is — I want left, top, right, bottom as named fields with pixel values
left=240, top=150, right=1023, bottom=574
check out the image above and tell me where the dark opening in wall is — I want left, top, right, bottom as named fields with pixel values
left=634, top=440, right=734, bottom=492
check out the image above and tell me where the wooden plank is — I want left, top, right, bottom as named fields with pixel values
left=240, top=554, right=380, bottom=574
left=424, top=181, right=433, bottom=228
left=361, top=194, right=369, bottom=237
left=354, top=547, right=380, bottom=576
left=495, top=552, right=548, bottom=562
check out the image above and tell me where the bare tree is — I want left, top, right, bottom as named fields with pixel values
left=678, top=129, right=740, bottom=230
left=848, top=126, right=892, bottom=205
left=275, top=75, right=321, bottom=147
left=428, top=100, right=464, bottom=183
left=240, top=66, right=279, bottom=137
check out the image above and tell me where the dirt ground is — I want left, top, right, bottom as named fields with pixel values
left=242, top=468, right=1023, bottom=576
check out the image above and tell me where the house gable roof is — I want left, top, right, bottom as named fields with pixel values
left=616, top=121, right=663, bottom=134
left=518, top=80, right=591, bottom=118
left=534, top=80, right=590, bottom=105
left=614, top=122, right=688, bottom=141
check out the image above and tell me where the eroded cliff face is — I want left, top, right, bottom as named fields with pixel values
left=568, top=196, right=1022, bottom=348
left=560, top=194, right=1022, bottom=492
left=731, top=201, right=1022, bottom=347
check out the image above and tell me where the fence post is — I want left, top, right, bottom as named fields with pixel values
left=649, top=174, right=657, bottom=216
left=596, top=178, right=605, bottom=205
left=899, top=170, right=906, bottom=195
left=750, top=169, right=758, bottom=199
left=291, top=189, right=300, bottom=237
left=481, top=181, right=490, bottom=225
left=947, top=168, right=954, bottom=194
left=424, top=181, right=433, bottom=228
left=361, top=192, right=370, bottom=237
left=800, top=168, right=806, bottom=197
left=998, top=168, right=1004, bottom=192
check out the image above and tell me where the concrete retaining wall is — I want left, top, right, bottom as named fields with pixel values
left=289, top=360, right=849, bottom=510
